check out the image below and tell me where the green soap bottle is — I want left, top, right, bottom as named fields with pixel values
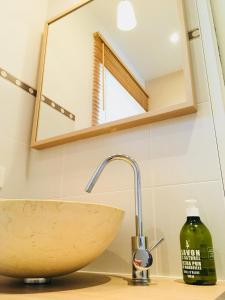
left=180, top=199, right=217, bottom=285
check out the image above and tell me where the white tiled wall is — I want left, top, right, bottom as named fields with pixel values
left=0, top=0, right=48, bottom=199
left=1, top=0, right=225, bottom=280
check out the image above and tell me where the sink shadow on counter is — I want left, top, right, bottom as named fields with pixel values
left=0, top=272, right=111, bottom=294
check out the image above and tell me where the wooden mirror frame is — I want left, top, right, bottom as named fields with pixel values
left=31, top=0, right=197, bottom=149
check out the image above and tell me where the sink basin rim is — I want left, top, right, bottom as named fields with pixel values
left=0, top=199, right=125, bottom=213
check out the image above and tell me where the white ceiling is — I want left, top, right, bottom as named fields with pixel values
left=90, top=0, right=183, bottom=82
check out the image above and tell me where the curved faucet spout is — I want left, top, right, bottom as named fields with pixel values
left=85, top=154, right=143, bottom=237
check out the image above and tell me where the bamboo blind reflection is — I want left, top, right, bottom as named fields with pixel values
left=92, top=32, right=149, bottom=126
left=92, top=34, right=102, bottom=126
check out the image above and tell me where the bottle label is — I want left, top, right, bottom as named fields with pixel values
left=181, top=249, right=202, bottom=277
left=181, top=247, right=215, bottom=278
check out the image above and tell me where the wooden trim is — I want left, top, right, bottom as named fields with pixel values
left=32, top=102, right=197, bottom=149
left=31, top=0, right=197, bottom=149
left=31, top=23, right=49, bottom=145
left=47, top=0, right=94, bottom=25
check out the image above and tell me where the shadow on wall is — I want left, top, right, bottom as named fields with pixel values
left=150, top=111, right=197, bottom=160
left=83, top=249, right=130, bottom=274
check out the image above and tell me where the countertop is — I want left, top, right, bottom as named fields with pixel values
left=0, top=272, right=224, bottom=300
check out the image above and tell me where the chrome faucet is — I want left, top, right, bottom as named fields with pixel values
left=85, top=154, right=163, bottom=285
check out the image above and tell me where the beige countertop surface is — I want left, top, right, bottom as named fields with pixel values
left=0, top=272, right=224, bottom=300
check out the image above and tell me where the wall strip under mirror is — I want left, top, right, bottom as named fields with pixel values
left=0, top=67, right=37, bottom=97
left=0, top=67, right=75, bottom=121
left=31, top=0, right=198, bottom=149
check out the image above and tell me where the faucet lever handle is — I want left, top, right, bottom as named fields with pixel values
left=133, top=237, right=164, bottom=272
left=133, top=248, right=153, bottom=272
left=149, top=237, right=164, bottom=252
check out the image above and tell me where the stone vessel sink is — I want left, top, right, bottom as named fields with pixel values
left=0, top=199, right=124, bottom=279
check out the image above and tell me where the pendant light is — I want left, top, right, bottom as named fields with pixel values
left=117, top=0, right=137, bottom=31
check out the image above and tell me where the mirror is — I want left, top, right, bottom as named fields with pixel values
left=32, top=0, right=196, bottom=149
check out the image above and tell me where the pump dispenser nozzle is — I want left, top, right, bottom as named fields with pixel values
left=186, top=199, right=199, bottom=217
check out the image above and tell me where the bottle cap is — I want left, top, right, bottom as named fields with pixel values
left=186, top=199, right=199, bottom=217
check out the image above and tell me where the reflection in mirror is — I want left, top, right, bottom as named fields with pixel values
left=33, top=0, right=195, bottom=146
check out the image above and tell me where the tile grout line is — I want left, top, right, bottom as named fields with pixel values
left=151, top=188, right=160, bottom=276
left=59, top=146, right=66, bottom=199
left=150, top=178, right=221, bottom=189
left=60, top=179, right=221, bottom=199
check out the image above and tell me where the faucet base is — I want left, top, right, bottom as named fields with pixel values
left=132, top=236, right=152, bottom=285
left=131, top=270, right=150, bottom=286
left=23, top=278, right=51, bottom=285
left=131, top=278, right=150, bottom=286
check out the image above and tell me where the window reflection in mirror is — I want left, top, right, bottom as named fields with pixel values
left=99, top=68, right=145, bottom=124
